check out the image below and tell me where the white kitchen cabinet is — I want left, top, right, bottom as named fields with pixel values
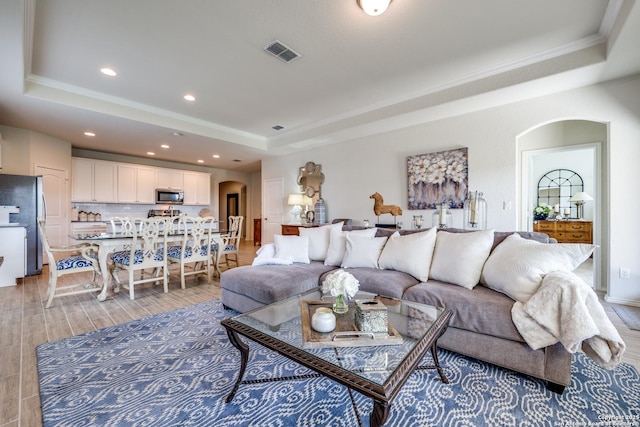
left=71, top=158, right=93, bottom=202
left=156, top=169, right=184, bottom=190
left=0, top=226, right=26, bottom=287
left=136, top=166, right=156, bottom=203
left=72, top=158, right=209, bottom=205
left=71, top=158, right=117, bottom=202
left=183, top=172, right=210, bottom=205
left=117, top=164, right=156, bottom=203
left=116, top=164, right=137, bottom=203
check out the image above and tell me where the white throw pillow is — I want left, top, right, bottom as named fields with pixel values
left=480, top=233, right=595, bottom=302
left=299, top=222, right=342, bottom=261
left=255, top=243, right=275, bottom=258
left=429, top=229, right=495, bottom=289
left=341, top=234, right=389, bottom=269
left=273, top=235, right=310, bottom=264
left=378, top=228, right=437, bottom=281
left=252, top=243, right=295, bottom=265
left=324, top=228, right=377, bottom=266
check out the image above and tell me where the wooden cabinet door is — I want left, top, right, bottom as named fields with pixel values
left=117, top=164, right=137, bottom=203
left=93, top=161, right=117, bottom=202
left=195, top=173, right=210, bottom=205
left=182, top=172, right=197, bottom=205
left=183, top=172, right=210, bottom=205
left=136, top=167, right=156, bottom=203
left=71, top=158, right=94, bottom=202
left=157, top=170, right=184, bottom=190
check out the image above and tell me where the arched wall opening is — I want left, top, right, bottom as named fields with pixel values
left=517, top=119, right=608, bottom=292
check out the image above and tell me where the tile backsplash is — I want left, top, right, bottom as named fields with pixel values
left=72, top=203, right=213, bottom=221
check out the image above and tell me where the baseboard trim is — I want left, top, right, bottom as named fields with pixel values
left=604, top=295, right=640, bottom=307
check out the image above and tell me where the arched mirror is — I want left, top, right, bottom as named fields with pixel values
left=537, top=169, right=583, bottom=219
left=297, top=162, right=324, bottom=200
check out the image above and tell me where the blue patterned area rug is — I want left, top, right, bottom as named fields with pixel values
left=37, top=300, right=640, bottom=427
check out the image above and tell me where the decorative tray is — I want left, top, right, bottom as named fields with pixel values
left=300, top=300, right=403, bottom=349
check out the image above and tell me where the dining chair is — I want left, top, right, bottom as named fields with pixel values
left=167, top=216, right=215, bottom=288
left=213, top=215, right=243, bottom=275
left=109, top=217, right=169, bottom=300
left=37, top=217, right=101, bottom=308
left=109, top=216, right=137, bottom=234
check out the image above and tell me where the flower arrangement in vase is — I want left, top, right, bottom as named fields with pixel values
left=533, top=203, right=551, bottom=220
left=321, top=269, right=359, bottom=314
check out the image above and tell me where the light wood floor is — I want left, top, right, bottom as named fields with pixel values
left=1, top=240, right=638, bottom=427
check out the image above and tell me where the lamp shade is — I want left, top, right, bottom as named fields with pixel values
left=287, top=194, right=304, bottom=205
left=357, top=0, right=392, bottom=16
left=570, top=192, right=593, bottom=202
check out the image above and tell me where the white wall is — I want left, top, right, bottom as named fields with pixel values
left=262, top=73, right=640, bottom=305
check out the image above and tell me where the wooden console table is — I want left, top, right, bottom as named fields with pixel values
left=533, top=220, right=592, bottom=244
left=281, top=224, right=320, bottom=236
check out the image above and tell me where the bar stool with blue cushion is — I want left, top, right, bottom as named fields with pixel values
left=166, top=216, right=215, bottom=288
left=37, top=218, right=101, bottom=308
left=109, top=217, right=168, bottom=300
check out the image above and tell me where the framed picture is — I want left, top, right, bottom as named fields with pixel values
left=407, top=148, right=468, bottom=209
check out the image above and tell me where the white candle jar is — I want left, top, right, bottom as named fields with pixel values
left=463, top=192, right=487, bottom=230
left=311, top=307, right=336, bottom=333
left=432, top=204, right=452, bottom=229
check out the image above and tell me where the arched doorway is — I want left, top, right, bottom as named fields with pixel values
left=218, top=180, right=247, bottom=237
left=518, top=119, right=607, bottom=292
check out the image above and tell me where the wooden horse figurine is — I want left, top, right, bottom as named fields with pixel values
left=370, top=192, right=403, bottom=216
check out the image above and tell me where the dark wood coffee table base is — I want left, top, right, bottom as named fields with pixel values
left=222, top=308, right=451, bottom=427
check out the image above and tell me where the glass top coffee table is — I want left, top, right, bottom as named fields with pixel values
left=221, top=288, right=452, bottom=427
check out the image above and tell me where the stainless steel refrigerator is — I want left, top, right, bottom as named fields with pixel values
left=0, top=174, right=44, bottom=275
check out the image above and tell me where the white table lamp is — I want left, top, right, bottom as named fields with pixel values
left=569, top=192, right=593, bottom=220
left=287, top=194, right=305, bottom=224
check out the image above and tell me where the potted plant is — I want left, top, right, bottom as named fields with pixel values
left=533, top=203, right=551, bottom=220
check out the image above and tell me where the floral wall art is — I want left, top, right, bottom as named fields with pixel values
left=407, top=147, right=468, bottom=209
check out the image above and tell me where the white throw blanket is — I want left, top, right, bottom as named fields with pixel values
left=512, top=270, right=625, bottom=369
left=251, top=257, right=293, bottom=266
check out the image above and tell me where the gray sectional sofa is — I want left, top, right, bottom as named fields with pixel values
left=221, top=226, right=572, bottom=393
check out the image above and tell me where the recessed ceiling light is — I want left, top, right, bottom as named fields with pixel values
left=100, top=67, right=117, bottom=77
left=212, top=154, right=220, bottom=158
left=147, top=152, right=155, bottom=156
left=197, top=159, right=204, bottom=163
left=161, top=144, right=170, bottom=149
left=183, top=94, right=196, bottom=101
left=84, top=131, right=96, bottom=137
left=172, top=132, right=183, bottom=137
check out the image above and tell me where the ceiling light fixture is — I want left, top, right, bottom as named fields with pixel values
left=357, top=0, right=392, bottom=16
left=184, top=94, right=196, bottom=101
left=100, top=67, right=117, bottom=77
left=212, top=154, right=220, bottom=158
left=197, top=159, right=204, bottom=163
left=147, top=152, right=155, bottom=156
left=84, top=131, right=96, bottom=137
left=160, top=144, right=170, bottom=149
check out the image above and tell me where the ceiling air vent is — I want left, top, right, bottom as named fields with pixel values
left=264, top=40, right=301, bottom=63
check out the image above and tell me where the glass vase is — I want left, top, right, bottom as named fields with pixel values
left=333, top=294, right=349, bottom=314
left=463, top=191, right=487, bottom=230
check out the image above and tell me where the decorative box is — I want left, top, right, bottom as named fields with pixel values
left=355, top=299, right=388, bottom=333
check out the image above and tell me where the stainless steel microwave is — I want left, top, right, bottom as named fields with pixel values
left=155, top=188, right=184, bottom=205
